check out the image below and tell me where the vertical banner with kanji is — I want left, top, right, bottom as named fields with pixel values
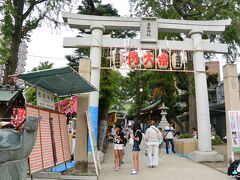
left=228, top=111, right=240, bottom=152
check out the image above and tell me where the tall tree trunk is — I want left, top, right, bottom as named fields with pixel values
left=188, top=93, right=197, bottom=132
left=3, top=0, right=24, bottom=84
left=98, top=70, right=108, bottom=148
left=185, top=50, right=197, bottom=133
left=187, top=67, right=197, bottom=133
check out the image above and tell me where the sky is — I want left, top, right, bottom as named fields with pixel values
left=25, top=0, right=130, bottom=72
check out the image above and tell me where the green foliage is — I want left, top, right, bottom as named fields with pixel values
left=212, top=135, right=223, bottom=145
left=207, top=73, right=219, bottom=87
left=178, top=133, right=192, bottom=139
left=78, top=0, right=118, bottom=16
left=25, top=87, right=37, bottom=105
left=99, top=69, right=125, bottom=112
left=0, top=5, right=14, bottom=64
left=123, top=71, right=153, bottom=114
left=32, top=61, right=54, bottom=71
left=0, top=0, right=74, bottom=82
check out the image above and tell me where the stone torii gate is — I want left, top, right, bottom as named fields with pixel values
left=62, top=12, right=231, bottom=163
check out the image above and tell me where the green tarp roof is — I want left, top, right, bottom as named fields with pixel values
left=18, top=67, right=97, bottom=96
left=0, top=90, right=19, bottom=101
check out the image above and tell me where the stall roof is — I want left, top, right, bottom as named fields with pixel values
left=18, top=67, right=97, bottom=96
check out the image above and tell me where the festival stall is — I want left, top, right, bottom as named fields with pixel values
left=17, top=67, right=96, bottom=174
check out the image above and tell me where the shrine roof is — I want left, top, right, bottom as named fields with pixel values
left=139, top=99, right=162, bottom=113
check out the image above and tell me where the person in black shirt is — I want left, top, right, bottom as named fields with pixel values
left=130, top=123, right=142, bottom=175
left=113, top=125, right=125, bottom=171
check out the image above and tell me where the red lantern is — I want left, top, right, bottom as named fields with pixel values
left=128, top=51, right=139, bottom=68
left=143, top=51, right=154, bottom=68
left=157, top=51, right=168, bottom=69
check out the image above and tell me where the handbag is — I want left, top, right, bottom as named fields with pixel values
left=129, top=137, right=134, bottom=145
left=163, top=131, right=169, bottom=142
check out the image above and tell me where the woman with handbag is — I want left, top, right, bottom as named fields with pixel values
left=113, top=125, right=125, bottom=171
left=130, top=123, right=142, bottom=175
left=164, top=122, right=176, bottom=154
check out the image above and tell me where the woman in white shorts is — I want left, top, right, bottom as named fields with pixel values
left=113, top=125, right=124, bottom=171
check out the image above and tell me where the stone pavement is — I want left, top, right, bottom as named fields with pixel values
left=98, top=143, right=233, bottom=180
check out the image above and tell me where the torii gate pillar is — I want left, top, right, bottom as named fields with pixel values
left=190, top=29, right=212, bottom=152
left=88, top=24, right=105, bottom=142
left=188, top=29, right=223, bottom=162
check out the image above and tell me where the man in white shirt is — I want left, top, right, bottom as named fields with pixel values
left=164, top=122, right=175, bottom=154
left=145, top=120, right=162, bottom=167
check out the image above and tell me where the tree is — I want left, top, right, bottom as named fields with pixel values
left=0, top=0, right=74, bottom=84
left=31, top=61, right=54, bottom=71
left=66, top=0, right=134, bottom=119
left=124, top=71, right=152, bottom=115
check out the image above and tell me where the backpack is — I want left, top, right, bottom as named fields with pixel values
left=228, top=160, right=240, bottom=177
left=135, top=130, right=147, bottom=149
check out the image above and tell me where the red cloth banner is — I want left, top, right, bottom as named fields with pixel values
left=55, top=96, right=78, bottom=115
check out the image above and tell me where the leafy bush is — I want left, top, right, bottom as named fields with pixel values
left=212, top=135, right=223, bottom=145
left=178, top=133, right=192, bottom=139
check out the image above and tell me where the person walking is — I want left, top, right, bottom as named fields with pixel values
left=113, top=125, right=125, bottom=171
left=164, top=122, right=176, bottom=154
left=145, top=120, right=162, bottom=168
left=130, top=123, right=142, bottom=175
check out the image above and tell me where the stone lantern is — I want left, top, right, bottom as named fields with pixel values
left=158, top=103, right=169, bottom=129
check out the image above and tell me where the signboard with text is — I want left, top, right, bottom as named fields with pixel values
left=140, top=17, right=158, bottom=42
left=36, top=87, right=55, bottom=110
left=228, top=111, right=240, bottom=152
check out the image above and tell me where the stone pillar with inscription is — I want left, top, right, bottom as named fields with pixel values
left=223, top=64, right=240, bottom=162
left=75, top=59, right=91, bottom=173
